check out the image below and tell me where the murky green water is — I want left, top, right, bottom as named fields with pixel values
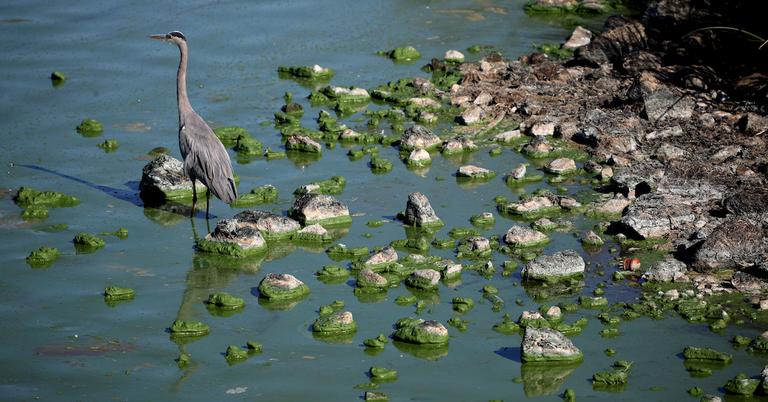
left=1, top=1, right=766, bottom=401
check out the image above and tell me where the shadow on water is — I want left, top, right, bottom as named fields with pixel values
left=19, top=164, right=216, bottom=221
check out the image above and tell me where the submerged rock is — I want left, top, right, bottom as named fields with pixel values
left=392, top=318, right=449, bottom=345
left=521, top=327, right=583, bottom=363
left=139, top=155, right=206, bottom=203
left=400, top=125, right=441, bottom=151
left=257, top=273, right=309, bottom=300
left=401, top=192, right=443, bottom=228
left=289, top=194, right=351, bottom=226
left=277, top=64, right=334, bottom=80
left=522, top=250, right=585, bottom=282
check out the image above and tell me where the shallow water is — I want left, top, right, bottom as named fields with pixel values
left=1, top=1, right=766, bottom=401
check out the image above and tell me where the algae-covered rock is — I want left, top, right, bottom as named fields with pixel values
left=206, top=292, right=245, bottom=310
left=499, top=196, right=560, bottom=219
left=522, top=250, right=585, bottom=282
left=73, top=232, right=105, bottom=250
left=405, top=269, right=441, bottom=290
left=225, top=345, right=249, bottom=362
left=25, top=246, right=59, bottom=267
left=289, top=193, right=351, bottom=226
left=365, top=246, right=398, bottom=268
left=50, top=71, right=66, bottom=82
left=234, top=210, right=301, bottom=240
left=470, top=212, right=495, bottom=227
left=444, top=49, right=465, bottom=63
left=357, top=268, right=389, bottom=290
left=285, top=135, right=321, bottom=153
left=76, top=118, right=103, bottom=136
left=170, top=320, right=210, bottom=337
left=369, top=156, right=393, bottom=173
left=316, top=265, right=350, bottom=281
left=21, top=205, right=48, bottom=220
left=293, top=176, right=346, bottom=196
left=278, top=64, right=334, bottom=80
left=406, top=148, right=432, bottom=168
left=452, top=297, right=474, bottom=313
left=97, top=139, right=119, bottom=152
left=545, top=158, right=577, bottom=175
left=364, top=391, right=389, bottom=401
left=381, top=46, right=420, bottom=61
left=258, top=273, right=309, bottom=300
left=400, top=192, right=443, bottom=228
left=504, top=225, right=549, bottom=248
left=521, top=327, right=583, bottom=363
left=292, top=224, right=333, bottom=243
left=246, top=341, right=263, bottom=353
left=683, top=347, right=732, bottom=363
left=139, top=155, right=207, bottom=203
left=456, top=165, right=496, bottom=181
left=364, top=334, right=389, bottom=348
left=642, top=257, right=687, bottom=282
left=213, top=126, right=249, bottom=147
left=15, top=186, right=79, bottom=209
left=197, top=219, right=267, bottom=256
left=400, top=125, right=441, bottom=151
left=724, top=373, right=759, bottom=396
left=370, top=366, right=398, bottom=382
left=326, top=243, right=369, bottom=259
left=592, top=368, right=629, bottom=385
left=233, top=134, right=263, bottom=156
left=579, top=296, right=608, bottom=308
left=231, top=185, right=278, bottom=207
left=393, top=318, right=449, bottom=345
left=104, top=286, right=135, bottom=301
left=581, top=230, right=604, bottom=247
left=456, top=236, right=492, bottom=258
left=176, top=353, right=191, bottom=368
left=312, top=311, right=357, bottom=335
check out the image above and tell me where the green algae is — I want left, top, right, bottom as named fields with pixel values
left=25, top=246, right=59, bottom=268
left=148, top=146, right=170, bottom=157
left=732, top=335, right=752, bottom=346
left=97, top=138, right=119, bottom=152
left=293, top=176, right=345, bottom=196
left=395, top=295, right=418, bottom=305
left=683, top=346, right=732, bottom=363
left=176, top=353, right=191, bottom=368
left=73, top=232, right=105, bottom=252
left=21, top=206, right=49, bottom=220
left=264, top=147, right=286, bottom=160
left=579, top=296, right=608, bottom=309
left=277, top=65, right=334, bottom=80
left=447, top=317, right=469, bottom=331
left=599, top=328, right=620, bottom=337
left=170, top=320, right=210, bottom=337
left=563, top=388, right=576, bottom=401
left=213, top=126, right=249, bottom=147
left=195, top=238, right=266, bottom=258
left=431, top=237, right=455, bottom=249
left=592, top=367, right=629, bottom=386
left=470, top=213, right=495, bottom=227
left=688, top=387, right=703, bottom=397
left=723, top=373, right=759, bottom=395
left=535, top=43, right=575, bottom=60
left=104, top=286, right=135, bottom=301
left=326, top=244, right=368, bottom=260
left=225, top=345, right=249, bottom=363
left=366, top=219, right=387, bottom=228
left=233, top=134, right=263, bottom=156
left=206, top=292, right=245, bottom=310
left=246, top=341, right=263, bottom=353
left=369, top=156, right=393, bottom=173
left=315, top=265, right=350, bottom=283
left=258, top=280, right=310, bottom=301
left=493, top=314, right=521, bottom=334
left=50, top=71, right=66, bottom=83
left=312, top=311, right=357, bottom=335
left=76, top=118, right=103, bottom=136
left=364, top=334, right=389, bottom=348
left=15, top=186, right=79, bottom=209
left=390, top=237, right=430, bottom=252
left=378, top=46, right=420, bottom=62
left=392, top=318, right=448, bottom=345
left=369, top=366, right=398, bottom=382
left=230, top=185, right=278, bottom=207
left=456, top=169, right=496, bottom=182
left=452, top=297, right=474, bottom=313
left=448, top=227, right=480, bottom=239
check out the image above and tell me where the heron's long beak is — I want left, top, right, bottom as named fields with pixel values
left=149, top=34, right=166, bottom=41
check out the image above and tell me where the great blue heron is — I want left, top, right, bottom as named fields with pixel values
left=150, top=31, right=237, bottom=219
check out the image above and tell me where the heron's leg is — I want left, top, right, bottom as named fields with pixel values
left=191, top=179, right=197, bottom=218
left=205, top=189, right=211, bottom=220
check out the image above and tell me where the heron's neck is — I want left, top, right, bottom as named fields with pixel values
left=176, top=41, right=193, bottom=125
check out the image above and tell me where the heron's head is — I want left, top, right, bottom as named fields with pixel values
left=149, top=31, right=186, bottom=45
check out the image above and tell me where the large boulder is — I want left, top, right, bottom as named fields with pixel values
left=692, top=217, right=768, bottom=272
left=574, top=16, right=647, bottom=67
left=257, top=273, right=309, bottom=300
left=196, top=219, right=267, bottom=257
left=400, top=125, right=441, bottom=151
left=504, top=225, right=549, bottom=248
left=392, top=318, right=449, bottom=345
left=234, top=210, right=301, bottom=240
left=289, top=194, right=351, bottom=226
left=401, top=192, right=443, bottom=228
left=521, top=327, right=583, bottom=363
left=522, top=250, right=585, bottom=282
left=139, top=155, right=206, bottom=203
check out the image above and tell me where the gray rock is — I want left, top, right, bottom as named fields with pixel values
left=504, top=225, right=549, bottom=247
left=444, top=49, right=465, bottom=63
left=693, top=217, right=768, bottom=272
left=522, top=250, right=585, bottom=281
left=621, top=193, right=696, bottom=238
left=530, top=122, right=556, bottom=136
left=575, top=16, right=647, bottom=67
left=493, top=129, right=522, bottom=143
left=400, top=125, right=442, bottom=151
left=521, top=327, right=583, bottom=363
left=357, top=268, right=388, bottom=288
left=522, top=136, right=554, bottom=155
left=458, top=106, right=484, bottom=125
left=545, top=158, right=577, bottom=174
left=738, top=112, right=768, bottom=136
left=285, top=135, right=322, bottom=153
left=204, top=219, right=266, bottom=250
left=564, top=26, right=592, bottom=49
left=442, top=137, right=477, bottom=154
left=289, top=194, right=351, bottom=225
left=509, top=164, right=527, bottom=180
left=406, top=269, right=441, bottom=290
left=234, top=210, right=301, bottom=239
left=642, top=257, right=687, bottom=282
left=365, top=246, right=398, bottom=267
left=402, top=192, right=443, bottom=227
left=139, top=154, right=206, bottom=203
left=722, top=188, right=768, bottom=216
